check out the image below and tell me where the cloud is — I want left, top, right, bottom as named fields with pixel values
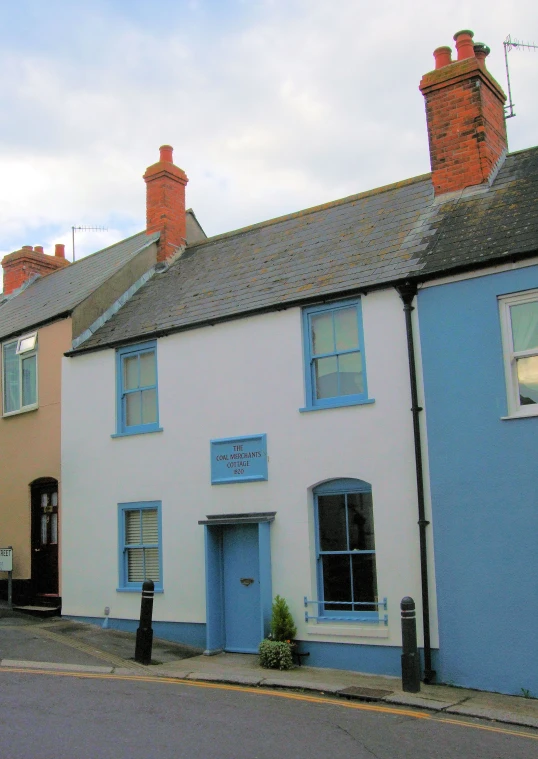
left=1, top=0, right=537, bottom=280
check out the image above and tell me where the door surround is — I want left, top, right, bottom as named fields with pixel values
left=199, top=512, right=275, bottom=655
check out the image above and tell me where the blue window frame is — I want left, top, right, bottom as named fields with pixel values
left=301, top=299, right=372, bottom=410
left=314, top=479, right=378, bottom=621
left=118, top=501, right=163, bottom=592
left=115, top=341, right=161, bottom=436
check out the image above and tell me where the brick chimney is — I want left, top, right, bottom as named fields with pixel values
left=419, top=30, right=508, bottom=196
left=143, top=145, right=189, bottom=263
left=2, top=244, right=70, bottom=296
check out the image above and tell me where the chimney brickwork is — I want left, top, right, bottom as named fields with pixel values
left=143, top=145, right=189, bottom=263
left=420, top=30, right=508, bottom=196
left=2, top=245, right=70, bottom=296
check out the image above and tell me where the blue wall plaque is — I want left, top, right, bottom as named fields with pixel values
left=210, top=434, right=268, bottom=485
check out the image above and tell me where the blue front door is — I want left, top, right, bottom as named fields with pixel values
left=222, top=524, right=261, bottom=653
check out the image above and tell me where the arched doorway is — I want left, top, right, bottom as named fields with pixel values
left=30, top=478, right=59, bottom=597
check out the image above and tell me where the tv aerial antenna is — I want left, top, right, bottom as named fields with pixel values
left=71, top=225, right=108, bottom=261
left=503, top=35, right=537, bottom=119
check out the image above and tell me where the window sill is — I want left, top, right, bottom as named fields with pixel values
left=501, top=410, right=538, bottom=421
left=299, top=398, right=375, bottom=413
left=116, top=587, right=164, bottom=593
left=2, top=405, right=38, bottom=418
left=307, top=623, right=389, bottom=639
left=111, top=427, right=163, bottom=439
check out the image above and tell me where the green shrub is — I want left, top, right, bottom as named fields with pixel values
left=270, top=595, right=297, bottom=642
left=259, top=639, right=294, bottom=670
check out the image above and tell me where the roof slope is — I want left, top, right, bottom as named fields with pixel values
left=73, top=146, right=538, bottom=353
left=0, top=231, right=159, bottom=341
left=417, top=147, right=538, bottom=275
left=76, top=175, right=434, bottom=349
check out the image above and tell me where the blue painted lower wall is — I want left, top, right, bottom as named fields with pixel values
left=66, top=616, right=206, bottom=650
left=418, top=265, right=538, bottom=696
left=294, top=641, right=418, bottom=677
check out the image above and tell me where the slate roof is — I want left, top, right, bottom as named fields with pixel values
left=0, top=231, right=159, bottom=341
left=416, top=146, right=538, bottom=275
left=72, top=146, right=538, bottom=353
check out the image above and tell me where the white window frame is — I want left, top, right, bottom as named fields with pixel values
left=2, top=332, right=39, bottom=416
left=499, top=289, right=538, bottom=418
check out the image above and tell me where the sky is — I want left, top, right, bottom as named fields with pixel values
left=0, top=0, right=536, bottom=282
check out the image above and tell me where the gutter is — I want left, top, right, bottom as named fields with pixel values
left=397, top=281, right=435, bottom=684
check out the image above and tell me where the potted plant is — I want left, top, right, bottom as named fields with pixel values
left=259, top=595, right=297, bottom=670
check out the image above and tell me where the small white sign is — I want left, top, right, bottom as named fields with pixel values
left=0, top=548, right=13, bottom=572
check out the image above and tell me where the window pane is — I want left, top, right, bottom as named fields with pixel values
left=322, top=554, right=351, bottom=611
left=347, top=493, right=375, bottom=550
left=318, top=494, right=347, bottom=551
left=41, top=515, right=48, bottom=545
left=144, top=547, right=160, bottom=581
left=51, top=513, right=58, bottom=544
left=17, top=333, right=37, bottom=353
left=127, top=548, right=145, bottom=581
left=517, top=356, right=538, bottom=405
left=311, top=312, right=334, bottom=355
left=511, top=301, right=538, bottom=352
left=125, top=510, right=141, bottom=544
left=3, top=342, right=19, bottom=413
left=123, top=355, right=139, bottom=390
left=141, top=389, right=157, bottom=425
left=335, top=307, right=359, bottom=351
left=141, top=509, right=158, bottom=543
left=125, top=391, right=142, bottom=426
left=139, top=351, right=156, bottom=387
left=351, top=554, right=378, bottom=611
left=22, top=355, right=37, bottom=407
left=338, top=352, right=363, bottom=396
left=315, top=356, right=338, bottom=399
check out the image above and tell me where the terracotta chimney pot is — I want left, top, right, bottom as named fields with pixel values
left=159, top=145, right=174, bottom=163
left=453, top=29, right=475, bottom=60
left=55, top=243, right=66, bottom=258
left=434, top=46, right=452, bottom=69
left=473, top=42, right=490, bottom=69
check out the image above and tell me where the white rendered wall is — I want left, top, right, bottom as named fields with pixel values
left=61, top=288, right=439, bottom=648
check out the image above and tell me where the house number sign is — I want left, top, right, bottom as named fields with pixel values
left=0, top=548, right=13, bottom=572
left=210, top=434, right=268, bottom=485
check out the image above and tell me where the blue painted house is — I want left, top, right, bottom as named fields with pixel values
left=414, top=34, right=538, bottom=696
left=419, top=260, right=538, bottom=696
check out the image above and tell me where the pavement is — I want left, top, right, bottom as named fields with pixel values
left=1, top=601, right=537, bottom=730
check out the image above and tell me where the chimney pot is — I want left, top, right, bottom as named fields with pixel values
left=453, top=29, right=475, bottom=60
left=473, top=42, right=490, bottom=68
left=159, top=145, right=174, bottom=163
left=55, top=243, right=66, bottom=258
left=434, top=46, right=452, bottom=69
left=22, top=245, right=33, bottom=251
left=34, top=245, right=44, bottom=254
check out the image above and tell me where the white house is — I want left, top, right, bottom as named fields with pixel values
left=60, top=135, right=439, bottom=675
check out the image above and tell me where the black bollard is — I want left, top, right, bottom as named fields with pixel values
left=135, top=579, right=155, bottom=665
left=401, top=596, right=421, bottom=693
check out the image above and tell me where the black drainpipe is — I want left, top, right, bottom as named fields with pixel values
left=396, top=281, right=435, bottom=683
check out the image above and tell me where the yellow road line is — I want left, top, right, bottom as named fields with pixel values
left=431, top=715, right=538, bottom=741
left=1, top=666, right=537, bottom=742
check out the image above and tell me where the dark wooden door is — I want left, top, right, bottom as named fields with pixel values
left=31, top=479, right=59, bottom=596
